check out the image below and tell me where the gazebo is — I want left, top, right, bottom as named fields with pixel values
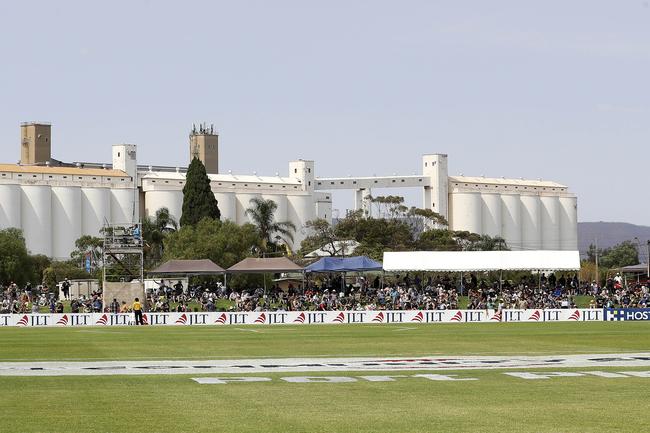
left=227, top=257, right=304, bottom=274
left=149, top=259, right=226, bottom=276
left=227, top=257, right=305, bottom=292
left=619, top=263, right=650, bottom=283
left=305, top=255, right=384, bottom=291
left=305, top=256, right=382, bottom=273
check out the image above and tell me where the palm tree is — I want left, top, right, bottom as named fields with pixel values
left=245, top=198, right=296, bottom=252
left=142, top=207, right=178, bottom=266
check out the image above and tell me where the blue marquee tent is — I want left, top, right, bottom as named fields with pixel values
left=305, top=256, right=383, bottom=273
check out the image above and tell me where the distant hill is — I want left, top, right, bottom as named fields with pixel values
left=578, top=222, right=650, bottom=257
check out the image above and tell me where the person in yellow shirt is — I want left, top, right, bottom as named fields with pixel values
left=132, top=298, right=143, bottom=325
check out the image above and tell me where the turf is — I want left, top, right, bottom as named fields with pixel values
left=0, top=322, right=647, bottom=361
left=1, top=322, right=649, bottom=433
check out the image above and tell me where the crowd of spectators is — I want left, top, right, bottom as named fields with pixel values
left=465, top=273, right=580, bottom=310
left=0, top=279, right=105, bottom=314
left=164, top=273, right=575, bottom=312
left=2, top=272, right=649, bottom=314
left=222, top=277, right=460, bottom=312
left=180, top=272, right=649, bottom=312
left=587, top=274, right=649, bottom=308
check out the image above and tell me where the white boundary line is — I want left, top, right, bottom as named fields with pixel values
left=2, top=353, right=650, bottom=377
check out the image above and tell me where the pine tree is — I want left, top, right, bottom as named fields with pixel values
left=180, top=158, right=221, bottom=226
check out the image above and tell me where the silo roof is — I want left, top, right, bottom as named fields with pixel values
left=0, top=164, right=128, bottom=177
left=449, top=175, right=567, bottom=188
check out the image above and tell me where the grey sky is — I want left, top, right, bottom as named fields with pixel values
left=1, top=1, right=648, bottom=224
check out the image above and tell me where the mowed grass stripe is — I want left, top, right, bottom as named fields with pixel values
left=2, top=368, right=650, bottom=433
left=0, top=321, right=648, bottom=361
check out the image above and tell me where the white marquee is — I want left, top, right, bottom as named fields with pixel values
left=382, top=250, right=581, bottom=272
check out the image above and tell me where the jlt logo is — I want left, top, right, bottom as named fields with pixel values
left=267, top=313, right=288, bottom=324
left=70, top=315, right=91, bottom=326
left=108, top=315, right=132, bottom=326
left=30, top=315, right=50, bottom=326
left=305, top=312, right=327, bottom=324
left=582, top=310, right=602, bottom=321
left=346, top=312, right=365, bottom=323
left=228, top=314, right=248, bottom=325
left=502, top=311, right=524, bottom=322
left=146, top=314, right=169, bottom=325
left=464, top=311, right=484, bottom=322
left=380, top=312, right=405, bottom=323
left=424, top=312, right=445, bottom=322
left=185, top=314, right=209, bottom=325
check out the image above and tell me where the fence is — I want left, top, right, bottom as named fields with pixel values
left=3, top=308, right=641, bottom=327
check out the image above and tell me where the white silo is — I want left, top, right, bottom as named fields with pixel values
left=144, top=190, right=182, bottom=222
left=111, top=188, right=136, bottom=225
left=236, top=193, right=262, bottom=224
left=81, top=187, right=110, bottom=237
left=21, top=185, right=52, bottom=256
left=449, top=192, right=481, bottom=234
left=213, top=192, right=236, bottom=221
left=501, top=194, right=522, bottom=250
left=520, top=195, right=542, bottom=250
left=0, top=184, right=22, bottom=229
left=540, top=195, right=561, bottom=250
left=287, top=194, right=315, bottom=248
left=559, top=196, right=578, bottom=250
left=481, top=193, right=502, bottom=238
left=51, top=186, right=82, bottom=259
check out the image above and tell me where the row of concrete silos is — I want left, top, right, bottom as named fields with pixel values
left=0, top=184, right=136, bottom=258
left=450, top=192, right=578, bottom=250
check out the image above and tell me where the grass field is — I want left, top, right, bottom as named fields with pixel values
left=1, top=322, right=649, bottom=433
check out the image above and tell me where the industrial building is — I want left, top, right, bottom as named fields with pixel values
left=0, top=122, right=577, bottom=259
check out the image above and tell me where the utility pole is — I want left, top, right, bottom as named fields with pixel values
left=637, top=237, right=650, bottom=282
left=647, top=240, right=650, bottom=280
left=594, top=238, right=599, bottom=287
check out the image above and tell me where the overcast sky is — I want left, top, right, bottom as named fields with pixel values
left=1, top=1, right=648, bottom=224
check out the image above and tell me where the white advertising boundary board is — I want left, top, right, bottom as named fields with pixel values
left=0, top=309, right=604, bottom=327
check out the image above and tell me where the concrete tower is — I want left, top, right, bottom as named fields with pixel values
left=288, top=159, right=315, bottom=191
left=111, top=144, right=139, bottom=224
left=355, top=188, right=373, bottom=217
left=112, top=144, right=138, bottom=179
left=422, top=154, right=449, bottom=221
left=20, top=122, right=51, bottom=165
left=189, top=123, right=218, bottom=174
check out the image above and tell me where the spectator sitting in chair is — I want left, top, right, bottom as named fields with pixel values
left=120, top=301, right=130, bottom=313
